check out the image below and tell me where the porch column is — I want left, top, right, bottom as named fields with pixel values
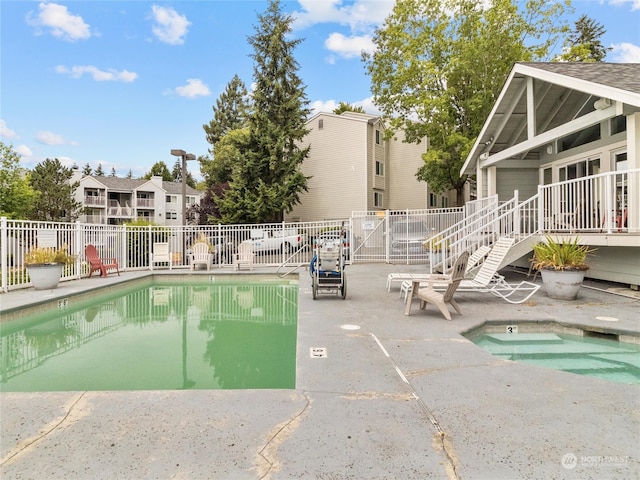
left=476, top=163, right=484, bottom=199
left=487, top=166, right=497, bottom=197
left=627, top=112, right=639, bottom=231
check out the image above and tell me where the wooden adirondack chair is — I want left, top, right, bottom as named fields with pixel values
left=405, top=251, right=469, bottom=320
left=85, top=244, right=120, bottom=278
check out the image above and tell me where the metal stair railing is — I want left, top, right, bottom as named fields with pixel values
left=427, top=192, right=540, bottom=274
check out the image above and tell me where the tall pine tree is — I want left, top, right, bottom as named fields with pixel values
left=559, top=15, right=611, bottom=62
left=203, top=74, right=249, bottom=149
left=218, top=0, right=310, bottom=224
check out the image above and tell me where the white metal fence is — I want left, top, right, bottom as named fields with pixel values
left=3, top=169, right=636, bottom=292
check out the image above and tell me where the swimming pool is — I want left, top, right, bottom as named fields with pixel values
left=468, top=325, right=640, bottom=384
left=0, top=276, right=298, bottom=392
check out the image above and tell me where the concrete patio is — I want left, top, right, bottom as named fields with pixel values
left=1, top=263, right=638, bottom=479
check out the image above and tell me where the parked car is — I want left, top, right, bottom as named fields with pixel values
left=247, top=228, right=307, bottom=254
left=389, top=219, right=431, bottom=258
left=316, top=229, right=352, bottom=259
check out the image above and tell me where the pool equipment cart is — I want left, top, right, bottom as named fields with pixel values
left=310, top=233, right=347, bottom=300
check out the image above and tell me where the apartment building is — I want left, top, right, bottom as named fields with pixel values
left=285, top=111, right=455, bottom=222
left=72, top=172, right=201, bottom=226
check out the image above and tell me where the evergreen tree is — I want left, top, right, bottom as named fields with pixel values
left=203, top=74, right=250, bottom=150
left=29, top=158, right=83, bottom=222
left=82, top=163, right=92, bottom=176
left=110, top=167, right=117, bottom=177
left=94, top=163, right=105, bottom=176
left=0, top=141, right=36, bottom=219
left=333, top=102, right=366, bottom=115
left=170, top=159, right=197, bottom=188
left=559, top=14, right=611, bottom=62
left=218, top=0, right=310, bottom=223
left=126, top=169, right=133, bottom=179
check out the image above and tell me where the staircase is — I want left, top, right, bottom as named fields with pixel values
left=426, top=192, right=541, bottom=274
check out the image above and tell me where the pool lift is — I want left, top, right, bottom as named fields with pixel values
left=310, top=231, right=347, bottom=300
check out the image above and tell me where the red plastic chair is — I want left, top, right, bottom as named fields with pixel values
left=85, top=244, right=120, bottom=278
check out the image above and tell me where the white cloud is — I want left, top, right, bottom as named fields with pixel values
left=325, top=32, right=374, bottom=58
left=26, top=2, right=91, bottom=41
left=293, top=0, right=393, bottom=32
left=610, top=42, right=640, bottom=62
left=55, top=65, right=138, bottom=82
left=15, top=145, right=33, bottom=157
left=56, top=65, right=138, bottom=83
left=310, top=99, right=339, bottom=116
left=174, top=79, right=211, bottom=98
left=36, top=131, right=78, bottom=146
left=309, top=96, right=382, bottom=116
left=150, top=5, right=191, bottom=45
left=0, top=119, right=17, bottom=139
left=610, top=0, right=640, bottom=11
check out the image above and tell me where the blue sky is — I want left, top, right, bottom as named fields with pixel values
left=2, top=0, right=639, bottom=180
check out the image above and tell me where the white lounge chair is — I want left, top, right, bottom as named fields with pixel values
left=234, top=241, right=254, bottom=271
left=405, top=251, right=469, bottom=320
left=388, top=244, right=491, bottom=292
left=189, top=242, right=212, bottom=271
left=150, top=242, right=172, bottom=270
left=430, top=238, right=539, bottom=304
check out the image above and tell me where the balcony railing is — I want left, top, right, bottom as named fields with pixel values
left=136, top=198, right=154, bottom=208
left=84, top=196, right=106, bottom=206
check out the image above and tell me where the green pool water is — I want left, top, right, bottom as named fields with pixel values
left=472, top=332, right=640, bottom=384
left=0, top=278, right=298, bottom=392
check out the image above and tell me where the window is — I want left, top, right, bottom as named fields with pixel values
left=374, top=191, right=383, bottom=207
left=166, top=195, right=177, bottom=203
left=558, top=124, right=601, bottom=152
left=441, top=197, right=448, bottom=208
left=611, top=115, right=626, bottom=135
left=318, top=119, right=324, bottom=130
left=375, top=161, right=384, bottom=176
left=429, top=193, right=437, bottom=207
left=186, top=196, right=195, bottom=205
left=543, top=167, right=552, bottom=185
left=375, top=130, right=381, bottom=145
left=615, top=152, right=627, bottom=171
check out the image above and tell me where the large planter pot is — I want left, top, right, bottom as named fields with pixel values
left=540, top=269, right=587, bottom=300
left=26, top=263, right=63, bottom=290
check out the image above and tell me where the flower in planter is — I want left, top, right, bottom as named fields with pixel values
left=25, top=244, right=75, bottom=266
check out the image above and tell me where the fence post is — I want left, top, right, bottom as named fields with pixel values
left=121, top=224, right=127, bottom=271
left=384, top=210, right=390, bottom=264
left=1, top=217, right=7, bottom=292
left=513, top=190, right=520, bottom=236
left=75, top=220, right=82, bottom=279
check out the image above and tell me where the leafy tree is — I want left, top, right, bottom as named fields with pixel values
left=217, top=0, right=310, bottom=223
left=203, top=74, right=250, bottom=150
left=94, top=163, right=105, bottom=176
left=202, top=128, right=249, bottom=187
left=187, top=186, right=227, bottom=225
left=143, top=161, right=173, bottom=182
left=559, top=14, right=610, bottom=62
left=363, top=0, right=571, bottom=205
left=0, top=141, right=36, bottom=219
left=82, top=163, right=92, bottom=176
left=333, top=102, right=365, bottom=115
left=29, top=158, right=83, bottom=222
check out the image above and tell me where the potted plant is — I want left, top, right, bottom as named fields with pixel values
left=25, top=244, right=75, bottom=290
left=424, top=235, right=449, bottom=269
left=531, top=236, right=595, bottom=300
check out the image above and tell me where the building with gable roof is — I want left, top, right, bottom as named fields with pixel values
left=72, top=172, right=201, bottom=226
